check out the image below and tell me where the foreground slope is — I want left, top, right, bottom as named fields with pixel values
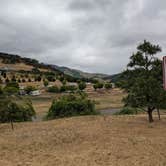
left=0, top=115, right=166, bottom=166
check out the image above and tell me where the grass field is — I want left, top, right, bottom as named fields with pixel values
left=0, top=84, right=166, bottom=166
left=0, top=115, right=166, bottom=166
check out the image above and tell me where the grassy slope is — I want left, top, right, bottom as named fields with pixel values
left=0, top=115, right=166, bottom=166
left=55, top=66, right=109, bottom=79
left=0, top=59, right=49, bottom=72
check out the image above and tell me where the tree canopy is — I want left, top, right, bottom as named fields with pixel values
left=119, top=40, right=166, bottom=122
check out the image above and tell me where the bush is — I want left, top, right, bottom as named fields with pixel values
left=62, top=79, right=67, bottom=85
left=18, top=78, right=21, bottom=83
left=46, top=75, right=56, bottom=82
left=65, top=85, right=77, bottom=92
left=43, top=80, right=49, bottom=87
left=104, top=83, right=112, bottom=89
left=6, top=82, right=19, bottom=89
left=28, top=78, right=32, bottom=82
left=60, top=85, right=77, bottom=92
left=93, top=84, right=98, bottom=91
left=114, top=107, right=142, bottom=115
left=5, top=77, right=10, bottom=83
left=0, top=86, right=3, bottom=94
left=78, top=82, right=86, bottom=91
left=47, top=94, right=98, bottom=119
left=60, top=85, right=66, bottom=92
left=93, top=82, right=104, bottom=90
left=34, top=76, right=42, bottom=82
left=11, top=75, right=16, bottom=82
left=47, top=86, right=59, bottom=93
left=0, top=96, right=36, bottom=123
left=3, top=82, right=19, bottom=95
left=25, top=86, right=37, bottom=94
left=22, top=78, right=26, bottom=82
left=3, top=87, right=19, bottom=94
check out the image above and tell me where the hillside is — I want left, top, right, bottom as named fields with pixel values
left=0, top=52, right=110, bottom=80
left=0, top=52, right=62, bottom=74
left=103, top=73, right=122, bottom=83
left=0, top=115, right=165, bottom=166
left=53, top=65, right=109, bottom=79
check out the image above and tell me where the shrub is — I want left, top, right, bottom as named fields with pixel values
left=0, top=77, right=2, bottom=84
left=24, top=86, right=37, bottom=94
left=62, top=79, right=67, bottom=85
left=2, top=72, right=6, bottom=78
left=78, top=82, right=86, bottom=91
left=59, top=76, right=64, bottom=82
left=11, top=75, right=16, bottom=82
left=114, top=107, right=142, bottom=115
left=3, top=82, right=19, bottom=95
left=104, top=83, right=112, bottom=89
left=22, top=78, right=26, bottom=82
left=97, top=82, right=104, bottom=89
left=60, top=85, right=77, bottom=92
left=28, top=78, right=32, bottom=82
left=43, top=79, right=49, bottom=87
left=93, top=82, right=103, bottom=90
left=47, top=94, right=98, bottom=119
left=46, top=75, right=56, bottom=82
left=93, top=84, right=98, bottom=91
left=3, top=87, right=19, bottom=94
left=5, top=77, right=10, bottom=83
left=60, top=85, right=66, bottom=92
left=36, top=76, right=42, bottom=82
left=65, top=85, right=77, bottom=92
left=0, top=96, right=36, bottom=123
left=47, top=85, right=59, bottom=93
left=0, top=86, right=3, bottom=94
left=18, top=78, right=21, bottom=83
left=6, top=82, right=19, bottom=89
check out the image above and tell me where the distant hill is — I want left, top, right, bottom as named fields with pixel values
left=103, top=73, right=122, bottom=83
left=52, top=65, right=109, bottom=79
left=0, top=52, right=62, bottom=74
left=0, top=52, right=110, bottom=80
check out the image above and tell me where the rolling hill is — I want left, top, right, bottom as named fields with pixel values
left=52, top=65, right=109, bottom=79
left=0, top=52, right=110, bottom=80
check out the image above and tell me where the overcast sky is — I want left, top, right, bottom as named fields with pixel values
left=0, top=0, right=166, bottom=74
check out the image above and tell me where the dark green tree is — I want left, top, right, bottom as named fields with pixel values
left=104, top=82, right=112, bottom=90
left=120, top=40, right=166, bottom=122
left=43, top=79, right=49, bottom=87
left=78, top=82, right=86, bottom=91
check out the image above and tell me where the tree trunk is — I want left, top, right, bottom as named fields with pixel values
left=147, top=108, right=154, bottom=123
left=10, top=120, right=14, bottom=130
left=157, top=108, right=161, bottom=120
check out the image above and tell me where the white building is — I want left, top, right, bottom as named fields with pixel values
left=30, top=90, right=41, bottom=96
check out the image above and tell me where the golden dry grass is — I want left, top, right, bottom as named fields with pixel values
left=88, top=88, right=126, bottom=110
left=0, top=115, right=166, bottom=166
left=0, top=61, right=49, bottom=72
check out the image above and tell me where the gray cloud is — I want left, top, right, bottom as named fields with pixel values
left=0, top=0, right=166, bottom=74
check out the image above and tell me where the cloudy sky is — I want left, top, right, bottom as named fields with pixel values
left=0, top=0, right=166, bottom=74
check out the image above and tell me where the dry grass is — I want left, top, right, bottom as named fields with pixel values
left=88, top=88, right=126, bottom=110
left=0, top=115, right=166, bottom=166
left=0, top=61, right=49, bottom=72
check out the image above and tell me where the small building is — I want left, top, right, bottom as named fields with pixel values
left=30, top=90, right=41, bottom=96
